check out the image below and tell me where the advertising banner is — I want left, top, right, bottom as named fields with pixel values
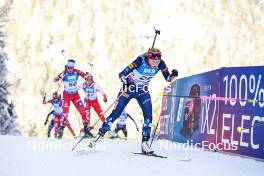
left=218, top=66, right=264, bottom=158
left=160, top=66, right=264, bottom=159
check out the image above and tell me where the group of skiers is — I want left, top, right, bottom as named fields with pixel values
left=43, top=59, right=138, bottom=140
left=43, top=47, right=178, bottom=154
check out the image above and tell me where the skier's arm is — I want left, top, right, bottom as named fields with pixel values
left=96, top=83, right=106, bottom=95
left=96, top=83, right=107, bottom=102
left=159, top=60, right=178, bottom=82
left=54, top=71, right=65, bottom=82
left=76, top=69, right=89, bottom=79
left=42, top=93, right=46, bottom=104
left=43, top=99, right=52, bottom=105
left=118, top=56, right=142, bottom=83
left=44, top=110, right=54, bottom=125
left=127, top=113, right=139, bottom=131
left=47, top=110, right=54, bottom=119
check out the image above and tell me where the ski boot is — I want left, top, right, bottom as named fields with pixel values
left=57, top=126, right=65, bottom=139
left=83, top=123, right=94, bottom=138
left=141, top=136, right=154, bottom=154
left=88, top=131, right=104, bottom=148
left=47, top=131, right=51, bottom=138
left=71, top=132, right=76, bottom=138
left=109, top=131, right=118, bottom=139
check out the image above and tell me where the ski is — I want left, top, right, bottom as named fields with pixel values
left=169, top=156, right=191, bottom=162
left=132, top=152, right=191, bottom=162
left=132, top=152, right=167, bottom=158
left=74, top=135, right=95, bottom=139
left=104, top=136, right=140, bottom=141
left=75, top=146, right=96, bottom=155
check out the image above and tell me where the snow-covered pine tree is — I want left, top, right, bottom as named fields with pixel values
left=0, top=0, right=20, bottom=135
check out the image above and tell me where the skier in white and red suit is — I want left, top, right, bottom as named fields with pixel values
left=54, top=59, right=91, bottom=136
left=79, top=73, right=107, bottom=123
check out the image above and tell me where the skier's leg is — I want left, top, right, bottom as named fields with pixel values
left=92, top=100, right=105, bottom=122
left=83, top=99, right=91, bottom=126
left=136, top=92, right=152, bottom=141
left=115, top=126, right=121, bottom=133
left=72, top=94, right=90, bottom=125
left=122, top=125, right=128, bottom=138
left=99, top=92, right=132, bottom=136
left=53, top=115, right=60, bottom=138
left=79, top=99, right=91, bottom=135
left=65, top=120, right=76, bottom=137
left=47, top=119, right=54, bottom=138
left=59, top=118, right=67, bottom=138
left=109, top=126, right=119, bottom=139
left=110, top=125, right=121, bottom=138
left=136, top=92, right=153, bottom=153
left=89, top=91, right=133, bottom=148
left=62, top=91, right=71, bottom=137
left=72, top=93, right=91, bottom=136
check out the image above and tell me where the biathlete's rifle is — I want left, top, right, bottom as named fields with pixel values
left=88, top=63, right=93, bottom=74
left=151, top=26, right=160, bottom=48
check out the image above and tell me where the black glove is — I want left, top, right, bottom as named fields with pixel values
left=125, top=79, right=132, bottom=87
left=122, top=78, right=133, bottom=90
left=44, top=119, right=48, bottom=125
left=103, top=95, right=107, bottom=103
left=170, top=69, right=178, bottom=77
left=42, top=93, right=46, bottom=104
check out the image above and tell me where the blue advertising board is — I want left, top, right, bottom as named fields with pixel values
left=160, top=66, right=264, bottom=159
left=218, top=66, right=264, bottom=158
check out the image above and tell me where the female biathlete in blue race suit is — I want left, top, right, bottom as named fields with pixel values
left=89, top=48, right=178, bottom=153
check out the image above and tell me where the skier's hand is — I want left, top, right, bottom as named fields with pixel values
left=125, top=79, right=132, bottom=87
left=42, top=93, right=46, bottom=104
left=44, top=120, right=48, bottom=125
left=120, top=75, right=127, bottom=84
left=84, top=72, right=91, bottom=80
left=54, top=76, right=60, bottom=82
left=120, top=75, right=134, bottom=91
left=122, top=77, right=132, bottom=87
left=59, top=72, right=65, bottom=79
left=54, top=73, right=65, bottom=82
left=103, top=95, right=107, bottom=103
left=170, top=69, right=178, bottom=78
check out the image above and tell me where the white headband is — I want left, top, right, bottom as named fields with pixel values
left=66, top=61, right=75, bottom=67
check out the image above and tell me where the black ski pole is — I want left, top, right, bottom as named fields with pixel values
left=72, top=93, right=124, bottom=151
left=151, top=26, right=160, bottom=48
left=61, top=49, right=67, bottom=62
left=72, top=136, right=85, bottom=151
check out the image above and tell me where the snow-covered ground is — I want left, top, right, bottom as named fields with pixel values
left=0, top=135, right=263, bottom=176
